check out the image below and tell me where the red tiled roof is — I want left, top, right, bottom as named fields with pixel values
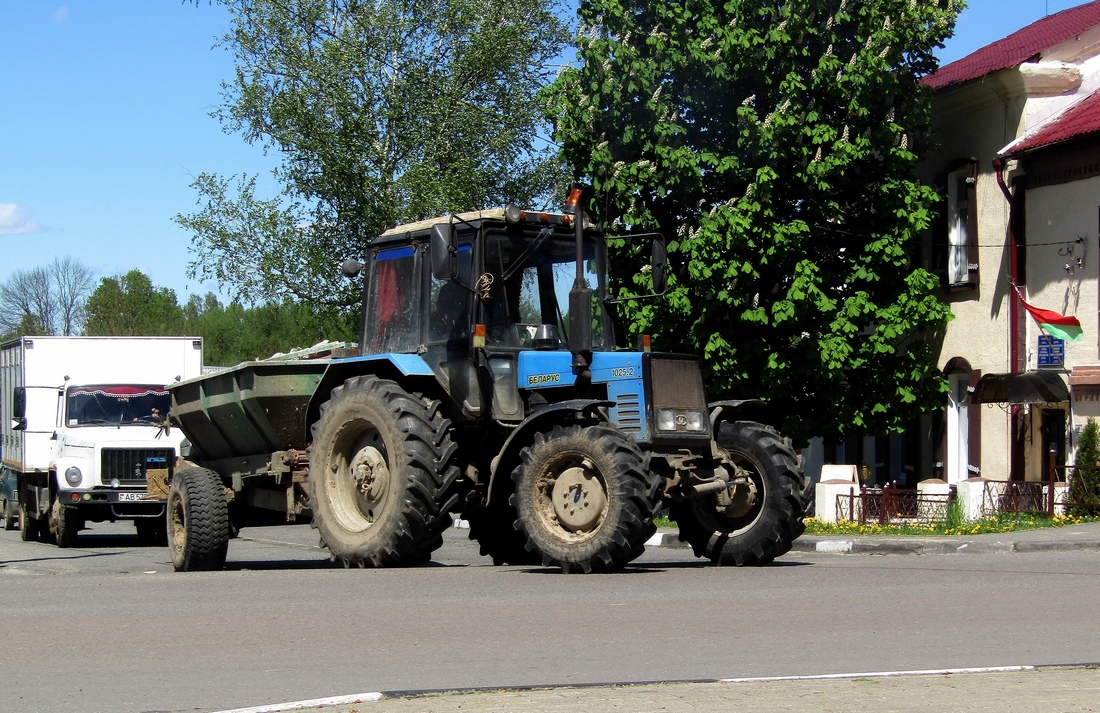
left=1003, top=89, right=1100, bottom=154
left=924, top=1, right=1100, bottom=90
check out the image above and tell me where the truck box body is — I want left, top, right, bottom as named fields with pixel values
left=0, top=336, right=203, bottom=540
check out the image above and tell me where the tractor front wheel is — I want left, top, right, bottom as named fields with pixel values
left=511, top=424, right=659, bottom=573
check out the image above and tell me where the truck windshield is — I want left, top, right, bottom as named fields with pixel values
left=483, top=229, right=610, bottom=350
left=65, top=386, right=172, bottom=427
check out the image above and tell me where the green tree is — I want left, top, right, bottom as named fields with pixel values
left=177, top=0, right=571, bottom=307
left=1070, top=418, right=1100, bottom=516
left=84, top=270, right=185, bottom=336
left=548, top=0, right=960, bottom=443
left=182, top=293, right=357, bottom=366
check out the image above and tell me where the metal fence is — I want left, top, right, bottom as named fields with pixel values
left=835, top=483, right=951, bottom=526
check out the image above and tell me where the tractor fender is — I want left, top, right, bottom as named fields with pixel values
left=305, top=354, right=438, bottom=440
left=709, top=399, right=769, bottom=430
left=486, top=399, right=613, bottom=505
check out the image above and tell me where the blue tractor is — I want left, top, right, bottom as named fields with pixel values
left=299, top=191, right=806, bottom=573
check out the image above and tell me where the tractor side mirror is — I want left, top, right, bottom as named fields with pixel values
left=430, top=223, right=456, bottom=280
left=651, top=238, right=668, bottom=295
left=340, top=258, right=363, bottom=278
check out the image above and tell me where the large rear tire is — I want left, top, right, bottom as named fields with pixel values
left=168, top=467, right=230, bottom=572
left=671, top=421, right=805, bottom=566
left=309, top=376, right=459, bottom=568
left=511, top=424, right=659, bottom=573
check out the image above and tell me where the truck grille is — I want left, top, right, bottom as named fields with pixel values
left=649, top=357, right=707, bottom=411
left=101, top=448, right=175, bottom=484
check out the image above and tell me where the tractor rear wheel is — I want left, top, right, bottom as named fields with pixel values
left=309, top=376, right=459, bottom=568
left=168, top=467, right=230, bottom=571
left=511, top=424, right=659, bottom=573
left=671, top=421, right=805, bottom=566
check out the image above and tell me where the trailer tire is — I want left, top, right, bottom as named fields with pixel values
left=309, top=376, right=459, bottom=568
left=671, top=421, right=805, bottom=566
left=19, top=501, right=39, bottom=542
left=54, top=500, right=81, bottom=548
left=511, top=424, right=659, bottom=573
left=168, top=467, right=230, bottom=571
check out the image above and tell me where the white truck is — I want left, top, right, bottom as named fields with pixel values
left=0, top=336, right=203, bottom=546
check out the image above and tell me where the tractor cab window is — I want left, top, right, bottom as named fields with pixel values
left=429, top=243, right=473, bottom=345
left=483, top=230, right=608, bottom=350
left=364, top=246, right=420, bottom=354
left=65, top=385, right=171, bottom=427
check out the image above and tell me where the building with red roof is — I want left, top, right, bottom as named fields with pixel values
left=915, top=1, right=1100, bottom=487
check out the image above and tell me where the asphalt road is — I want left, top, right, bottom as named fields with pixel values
left=1, top=521, right=1098, bottom=713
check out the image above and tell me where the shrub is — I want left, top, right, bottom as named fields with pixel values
left=1069, top=417, right=1100, bottom=516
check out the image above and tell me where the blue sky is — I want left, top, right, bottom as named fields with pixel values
left=0, top=0, right=1088, bottom=305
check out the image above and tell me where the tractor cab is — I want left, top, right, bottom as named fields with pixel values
left=358, top=201, right=622, bottom=424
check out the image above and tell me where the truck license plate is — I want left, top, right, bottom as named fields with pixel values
left=118, top=492, right=147, bottom=502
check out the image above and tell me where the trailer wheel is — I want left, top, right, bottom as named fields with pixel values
left=309, top=376, right=459, bottom=568
left=168, top=467, right=229, bottom=571
left=671, top=421, right=805, bottom=566
left=511, top=424, right=659, bottom=573
left=53, top=500, right=81, bottom=548
left=19, top=501, right=39, bottom=542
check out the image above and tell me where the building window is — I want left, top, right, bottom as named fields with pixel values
left=935, top=159, right=979, bottom=289
left=947, top=169, right=970, bottom=284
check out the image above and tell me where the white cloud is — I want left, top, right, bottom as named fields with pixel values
left=0, top=203, right=43, bottom=235
left=53, top=6, right=69, bottom=23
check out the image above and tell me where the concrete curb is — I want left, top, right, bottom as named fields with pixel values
left=792, top=536, right=1100, bottom=555
left=457, top=520, right=1100, bottom=555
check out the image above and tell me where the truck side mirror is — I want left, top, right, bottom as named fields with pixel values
left=11, top=417, right=26, bottom=431
left=651, top=238, right=668, bottom=295
left=430, top=223, right=457, bottom=280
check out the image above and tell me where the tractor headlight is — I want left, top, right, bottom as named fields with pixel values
left=64, top=466, right=82, bottom=486
left=655, top=409, right=708, bottom=433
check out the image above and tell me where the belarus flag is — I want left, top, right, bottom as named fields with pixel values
left=1020, top=299, right=1083, bottom=342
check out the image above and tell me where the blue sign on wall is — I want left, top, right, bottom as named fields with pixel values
left=1037, top=336, right=1065, bottom=368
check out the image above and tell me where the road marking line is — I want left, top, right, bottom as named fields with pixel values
left=212, top=692, right=384, bottom=713
left=721, top=665, right=1035, bottom=683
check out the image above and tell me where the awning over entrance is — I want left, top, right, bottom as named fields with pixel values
left=971, top=371, right=1069, bottom=404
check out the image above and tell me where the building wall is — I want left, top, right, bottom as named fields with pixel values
left=1025, top=174, right=1100, bottom=473
left=919, top=82, right=1022, bottom=481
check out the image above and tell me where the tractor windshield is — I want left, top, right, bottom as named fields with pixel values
left=65, top=385, right=172, bottom=427
left=483, top=228, right=610, bottom=350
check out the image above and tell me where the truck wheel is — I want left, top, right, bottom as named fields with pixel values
left=19, top=501, right=39, bottom=542
left=671, top=421, right=805, bottom=566
left=3, top=497, right=17, bottom=531
left=466, top=495, right=542, bottom=566
left=511, top=424, right=659, bottom=573
left=168, top=467, right=230, bottom=572
left=309, top=376, right=460, bottom=568
left=54, top=500, right=82, bottom=548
